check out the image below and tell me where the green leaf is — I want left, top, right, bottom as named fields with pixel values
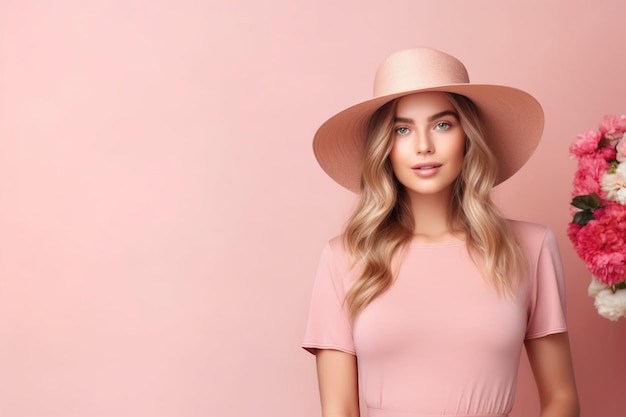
left=571, top=194, right=603, bottom=210
left=572, top=210, right=595, bottom=226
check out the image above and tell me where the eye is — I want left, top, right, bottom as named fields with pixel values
left=395, top=126, right=410, bottom=135
left=434, top=122, right=451, bottom=130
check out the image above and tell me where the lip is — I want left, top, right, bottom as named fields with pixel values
left=411, top=162, right=442, bottom=177
left=411, top=162, right=442, bottom=169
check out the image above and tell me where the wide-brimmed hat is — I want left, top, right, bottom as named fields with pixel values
left=312, top=47, right=544, bottom=192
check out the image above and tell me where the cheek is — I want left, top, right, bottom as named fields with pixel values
left=388, top=142, right=412, bottom=177
left=388, top=143, right=401, bottom=169
left=451, top=136, right=467, bottom=160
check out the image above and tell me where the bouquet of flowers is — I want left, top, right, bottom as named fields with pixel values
left=568, top=114, right=626, bottom=321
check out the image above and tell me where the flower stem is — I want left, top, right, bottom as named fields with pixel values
left=610, top=281, right=626, bottom=293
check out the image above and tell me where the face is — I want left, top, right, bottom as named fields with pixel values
left=389, top=92, right=466, bottom=199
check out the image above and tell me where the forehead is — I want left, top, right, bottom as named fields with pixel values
left=395, top=91, right=454, bottom=115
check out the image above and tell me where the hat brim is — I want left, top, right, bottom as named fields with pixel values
left=312, top=84, right=544, bottom=192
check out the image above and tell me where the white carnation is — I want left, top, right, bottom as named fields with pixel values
left=601, top=162, right=626, bottom=204
left=594, top=288, right=626, bottom=321
left=588, top=276, right=608, bottom=297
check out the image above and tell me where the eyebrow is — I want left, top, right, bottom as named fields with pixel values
left=394, top=110, right=459, bottom=124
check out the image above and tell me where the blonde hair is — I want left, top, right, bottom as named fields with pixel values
left=343, top=93, right=525, bottom=321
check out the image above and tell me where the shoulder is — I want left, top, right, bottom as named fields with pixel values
left=507, top=219, right=551, bottom=240
left=318, top=235, right=359, bottom=283
left=506, top=219, right=562, bottom=273
left=321, top=235, right=349, bottom=264
left=507, top=219, right=556, bottom=250
left=327, top=234, right=346, bottom=252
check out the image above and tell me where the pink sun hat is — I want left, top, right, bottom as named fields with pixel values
left=312, top=47, right=545, bottom=192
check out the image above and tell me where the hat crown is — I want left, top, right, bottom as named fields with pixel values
left=373, top=48, right=470, bottom=98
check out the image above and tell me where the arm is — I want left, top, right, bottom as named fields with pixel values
left=315, top=349, right=360, bottom=417
left=525, top=332, right=580, bottom=417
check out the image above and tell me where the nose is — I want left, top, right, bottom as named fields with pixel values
left=415, top=130, right=434, bottom=154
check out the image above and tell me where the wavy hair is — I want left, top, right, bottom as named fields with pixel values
left=343, top=93, right=526, bottom=322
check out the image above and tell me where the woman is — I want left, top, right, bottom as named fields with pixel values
left=303, top=48, right=579, bottom=417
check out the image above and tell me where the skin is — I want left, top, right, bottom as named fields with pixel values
left=316, top=92, right=580, bottom=417
left=389, top=92, right=466, bottom=243
left=316, top=350, right=359, bottom=417
left=525, top=333, right=580, bottom=417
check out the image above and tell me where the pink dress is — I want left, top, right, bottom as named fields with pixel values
left=303, top=221, right=567, bottom=417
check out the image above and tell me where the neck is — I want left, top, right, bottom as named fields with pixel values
left=406, top=189, right=461, bottom=244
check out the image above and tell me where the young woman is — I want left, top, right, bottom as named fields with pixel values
left=303, top=48, right=579, bottom=417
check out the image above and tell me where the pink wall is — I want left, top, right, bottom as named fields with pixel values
left=1, top=1, right=625, bottom=416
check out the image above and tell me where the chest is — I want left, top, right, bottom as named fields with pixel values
left=352, top=244, right=528, bottom=361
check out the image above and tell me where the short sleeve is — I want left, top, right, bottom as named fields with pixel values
left=302, top=241, right=356, bottom=355
left=525, top=227, right=568, bottom=339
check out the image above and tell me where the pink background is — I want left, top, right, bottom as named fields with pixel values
left=1, top=1, right=625, bottom=416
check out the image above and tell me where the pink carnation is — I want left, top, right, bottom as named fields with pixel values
left=572, top=155, right=610, bottom=197
left=589, top=253, right=626, bottom=286
left=572, top=203, right=626, bottom=285
left=571, top=225, right=595, bottom=264
left=617, top=138, right=626, bottom=162
left=599, top=115, right=626, bottom=140
left=594, top=207, right=606, bottom=218
left=567, top=222, right=582, bottom=243
left=569, top=130, right=603, bottom=157
left=598, top=145, right=617, bottom=161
